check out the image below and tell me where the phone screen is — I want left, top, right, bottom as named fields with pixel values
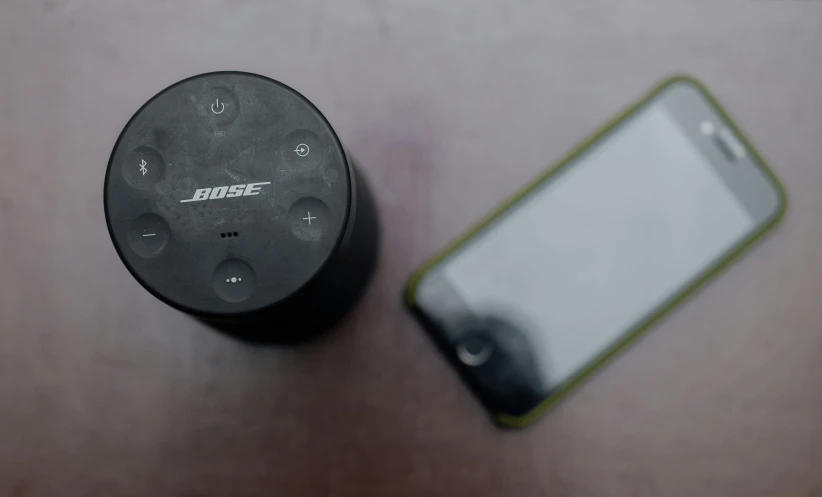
left=412, top=80, right=783, bottom=419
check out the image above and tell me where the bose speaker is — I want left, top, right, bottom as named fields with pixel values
left=104, top=72, right=379, bottom=343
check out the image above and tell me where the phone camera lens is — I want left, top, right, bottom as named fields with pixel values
left=456, top=336, right=493, bottom=366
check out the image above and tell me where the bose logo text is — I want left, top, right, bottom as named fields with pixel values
left=180, top=182, right=271, bottom=203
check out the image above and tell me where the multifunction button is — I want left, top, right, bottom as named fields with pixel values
left=212, top=259, right=256, bottom=303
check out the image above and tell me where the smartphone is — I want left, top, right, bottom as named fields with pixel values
left=406, top=76, right=787, bottom=428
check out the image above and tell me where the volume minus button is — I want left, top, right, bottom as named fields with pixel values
left=128, top=214, right=170, bottom=258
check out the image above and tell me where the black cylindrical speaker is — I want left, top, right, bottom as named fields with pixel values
left=104, top=72, right=379, bottom=343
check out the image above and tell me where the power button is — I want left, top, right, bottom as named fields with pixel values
left=200, top=87, right=240, bottom=126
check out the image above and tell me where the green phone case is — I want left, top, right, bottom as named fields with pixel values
left=405, top=75, right=788, bottom=428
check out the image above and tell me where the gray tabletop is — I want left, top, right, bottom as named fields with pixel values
left=1, top=1, right=821, bottom=496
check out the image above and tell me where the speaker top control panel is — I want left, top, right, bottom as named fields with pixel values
left=104, top=72, right=352, bottom=316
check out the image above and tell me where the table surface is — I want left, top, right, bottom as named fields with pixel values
left=1, top=1, right=821, bottom=496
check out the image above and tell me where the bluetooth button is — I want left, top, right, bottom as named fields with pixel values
left=122, top=146, right=165, bottom=189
